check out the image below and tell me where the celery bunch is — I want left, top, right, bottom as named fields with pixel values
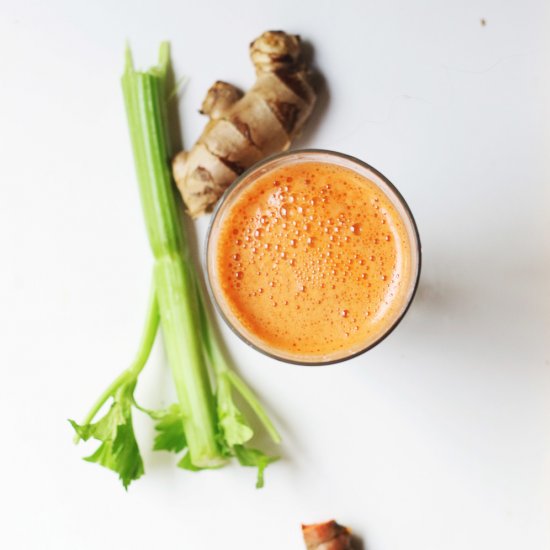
left=70, top=44, right=280, bottom=489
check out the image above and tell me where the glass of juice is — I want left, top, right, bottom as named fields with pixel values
left=206, top=149, right=421, bottom=365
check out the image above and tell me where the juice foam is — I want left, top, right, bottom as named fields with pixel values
left=214, top=161, right=413, bottom=359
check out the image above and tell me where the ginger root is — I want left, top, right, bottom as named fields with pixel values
left=302, top=520, right=353, bottom=550
left=172, top=30, right=317, bottom=217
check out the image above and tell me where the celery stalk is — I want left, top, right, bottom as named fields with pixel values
left=70, top=43, right=279, bottom=488
left=121, top=45, right=221, bottom=467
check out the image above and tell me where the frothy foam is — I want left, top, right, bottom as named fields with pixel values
left=213, top=161, right=413, bottom=361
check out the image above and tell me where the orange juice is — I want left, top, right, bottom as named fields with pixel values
left=207, top=151, right=420, bottom=364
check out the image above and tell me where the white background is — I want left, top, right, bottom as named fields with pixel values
left=1, top=1, right=549, bottom=548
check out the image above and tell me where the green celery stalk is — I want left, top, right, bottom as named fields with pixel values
left=70, top=43, right=280, bottom=488
left=121, top=44, right=221, bottom=467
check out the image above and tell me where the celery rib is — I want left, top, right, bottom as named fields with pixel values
left=72, top=43, right=280, bottom=486
left=74, top=282, right=159, bottom=443
left=121, top=44, right=222, bottom=467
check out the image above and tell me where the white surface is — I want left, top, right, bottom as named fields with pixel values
left=1, top=1, right=549, bottom=549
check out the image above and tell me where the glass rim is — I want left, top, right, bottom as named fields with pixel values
left=205, top=148, right=422, bottom=366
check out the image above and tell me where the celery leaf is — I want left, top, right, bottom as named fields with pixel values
left=147, top=404, right=187, bottom=453
left=217, top=373, right=254, bottom=447
left=233, top=445, right=279, bottom=488
left=69, top=383, right=143, bottom=489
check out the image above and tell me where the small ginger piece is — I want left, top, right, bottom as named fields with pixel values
left=172, top=30, right=317, bottom=217
left=302, top=520, right=353, bottom=550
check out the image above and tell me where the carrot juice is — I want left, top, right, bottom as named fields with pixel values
left=207, top=151, right=420, bottom=364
